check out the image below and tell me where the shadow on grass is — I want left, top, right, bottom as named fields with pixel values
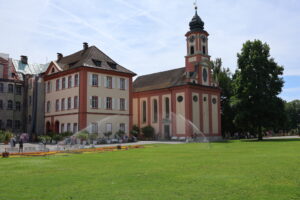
left=241, top=138, right=300, bottom=143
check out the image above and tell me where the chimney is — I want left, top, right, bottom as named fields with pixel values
left=83, top=42, right=89, bottom=50
left=20, top=55, right=28, bottom=64
left=57, top=53, right=63, bottom=61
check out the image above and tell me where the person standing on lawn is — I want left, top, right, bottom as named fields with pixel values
left=19, top=139, right=23, bottom=153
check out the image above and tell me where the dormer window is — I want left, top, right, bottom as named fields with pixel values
left=190, top=46, right=195, bottom=55
left=107, top=62, right=117, bottom=69
left=51, top=68, right=55, bottom=73
left=92, top=59, right=102, bottom=67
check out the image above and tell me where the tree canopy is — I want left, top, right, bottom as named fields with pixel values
left=231, top=40, right=285, bottom=140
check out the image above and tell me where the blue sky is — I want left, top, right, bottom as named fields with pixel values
left=0, top=0, right=299, bottom=101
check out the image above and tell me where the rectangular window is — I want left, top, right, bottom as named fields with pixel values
left=16, top=85, right=22, bottom=95
left=106, top=76, right=112, bottom=88
left=120, top=98, right=125, bottom=111
left=75, top=74, right=79, bottom=87
left=153, top=99, right=158, bottom=123
left=47, top=81, right=51, bottom=93
left=67, top=123, right=71, bottom=132
left=120, top=78, right=125, bottom=90
left=62, top=78, right=66, bottom=89
left=74, top=96, right=78, bottom=109
left=119, top=123, right=125, bottom=132
left=68, top=76, right=72, bottom=88
left=29, top=96, right=32, bottom=105
left=61, top=99, right=65, bottom=110
left=7, top=100, right=13, bottom=110
left=106, top=123, right=112, bottom=133
left=92, top=74, right=98, bottom=86
left=6, top=120, right=12, bottom=129
left=0, top=100, right=3, bottom=109
left=91, top=123, right=98, bottom=133
left=47, top=101, right=51, bottom=113
left=8, top=84, right=13, bottom=93
left=15, top=102, right=21, bottom=111
left=142, top=101, right=147, bottom=123
left=0, top=83, right=3, bottom=93
left=61, top=123, right=65, bottom=133
left=73, top=123, right=78, bottom=133
left=15, top=120, right=21, bottom=129
left=56, top=99, right=59, bottom=111
left=68, top=97, right=71, bottom=110
left=92, top=96, right=98, bottom=109
left=106, top=97, right=112, bottom=110
left=0, top=120, right=2, bottom=129
left=56, top=79, right=60, bottom=91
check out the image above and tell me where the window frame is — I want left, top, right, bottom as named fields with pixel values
left=92, top=74, right=98, bottom=86
left=92, top=96, right=98, bottom=109
left=106, top=97, right=112, bottom=110
left=106, top=76, right=112, bottom=89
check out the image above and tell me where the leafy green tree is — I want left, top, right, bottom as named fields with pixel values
left=232, top=40, right=284, bottom=140
left=210, top=58, right=236, bottom=137
left=284, top=100, right=300, bottom=132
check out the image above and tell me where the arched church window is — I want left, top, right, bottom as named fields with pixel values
left=165, top=97, right=170, bottom=119
left=203, top=68, right=208, bottom=82
left=153, top=99, right=158, bottom=123
left=190, top=46, right=195, bottom=55
left=202, top=46, right=206, bottom=54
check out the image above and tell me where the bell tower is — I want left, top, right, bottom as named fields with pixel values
left=185, top=4, right=211, bottom=86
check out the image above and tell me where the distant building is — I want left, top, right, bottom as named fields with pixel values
left=12, top=56, right=48, bottom=136
left=43, top=43, right=136, bottom=137
left=132, top=8, right=222, bottom=140
left=0, top=53, right=48, bottom=137
left=0, top=53, right=24, bottom=133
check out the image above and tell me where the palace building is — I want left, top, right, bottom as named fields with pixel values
left=132, top=7, right=221, bottom=140
left=43, top=43, right=135, bottom=136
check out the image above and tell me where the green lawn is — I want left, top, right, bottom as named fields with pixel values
left=1, top=140, right=300, bottom=200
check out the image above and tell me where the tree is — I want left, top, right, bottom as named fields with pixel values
left=284, top=100, right=300, bottom=132
left=209, top=58, right=236, bottom=137
left=232, top=40, right=284, bottom=140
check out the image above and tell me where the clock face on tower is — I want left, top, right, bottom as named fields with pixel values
left=189, top=35, right=195, bottom=43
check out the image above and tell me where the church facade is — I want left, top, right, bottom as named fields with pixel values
left=132, top=9, right=222, bottom=140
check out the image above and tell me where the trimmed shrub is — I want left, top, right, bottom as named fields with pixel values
left=130, top=125, right=140, bottom=137
left=141, top=126, right=155, bottom=139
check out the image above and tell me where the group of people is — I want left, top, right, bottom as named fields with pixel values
left=9, top=137, right=24, bottom=152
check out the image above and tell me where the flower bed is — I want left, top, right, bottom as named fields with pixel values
left=1, top=145, right=144, bottom=158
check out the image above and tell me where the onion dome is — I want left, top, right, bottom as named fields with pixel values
left=189, top=6, right=205, bottom=31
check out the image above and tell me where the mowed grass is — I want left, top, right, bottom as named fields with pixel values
left=1, top=140, right=300, bottom=200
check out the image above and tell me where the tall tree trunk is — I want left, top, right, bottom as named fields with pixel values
left=258, top=125, right=263, bottom=141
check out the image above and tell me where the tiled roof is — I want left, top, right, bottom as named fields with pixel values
left=133, top=67, right=187, bottom=92
left=56, top=46, right=136, bottom=75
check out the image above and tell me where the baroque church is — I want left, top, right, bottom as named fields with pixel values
left=132, top=7, right=221, bottom=140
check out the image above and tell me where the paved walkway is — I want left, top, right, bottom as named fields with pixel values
left=1, top=136, right=299, bottom=153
